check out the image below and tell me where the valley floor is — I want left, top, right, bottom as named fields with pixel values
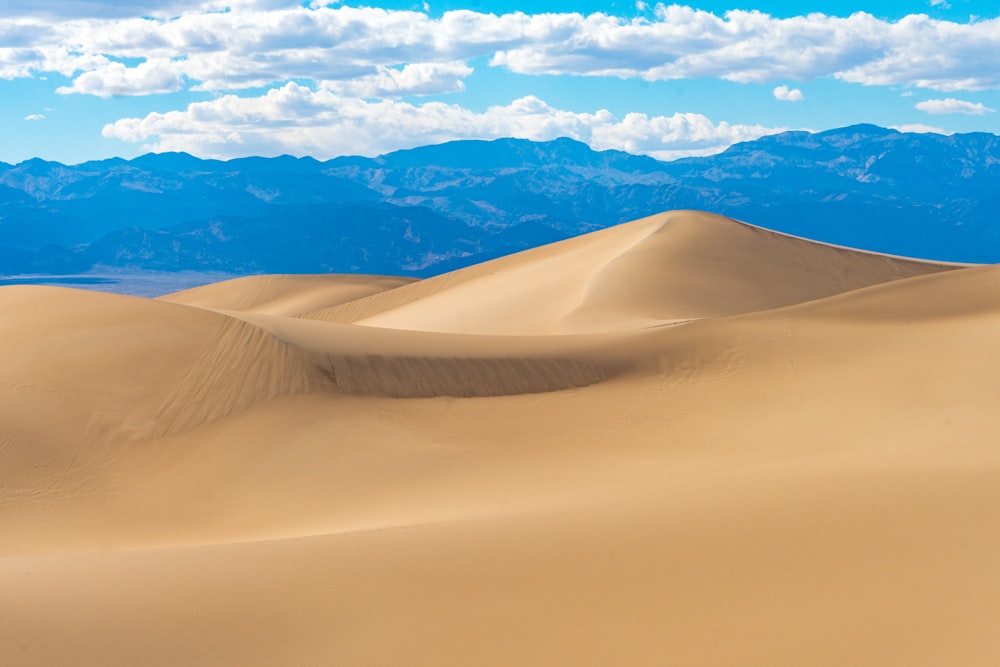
left=0, top=270, right=234, bottom=298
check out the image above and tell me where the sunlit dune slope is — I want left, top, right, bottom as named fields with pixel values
left=303, top=210, right=957, bottom=333
left=159, top=273, right=416, bottom=316
left=1, top=210, right=998, bottom=667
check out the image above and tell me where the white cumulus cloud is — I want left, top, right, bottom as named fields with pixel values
left=57, top=58, right=185, bottom=97
left=323, top=62, right=473, bottom=98
left=490, top=7, right=1000, bottom=92
left=101, top=83, right=784, bottom=161
left=0, top=5, right=999, bottom=95
left=890, top=123, right=950, bottom=134
left=915, top=98, right=995, bottom=115
left=24, top=113, right=45, bottom=121
left=773, top=85, right=804, bottom=102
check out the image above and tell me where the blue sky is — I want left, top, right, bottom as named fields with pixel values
left=2, top=0, right=999, bottom=164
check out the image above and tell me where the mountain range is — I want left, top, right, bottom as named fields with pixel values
left=2, top=123, right=999, bottom=277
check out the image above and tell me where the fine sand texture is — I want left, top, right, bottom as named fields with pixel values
left=2, top=210, right=998, bottom=666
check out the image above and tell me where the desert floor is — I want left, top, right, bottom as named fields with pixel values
left=2, top=210, right=998, bottom=665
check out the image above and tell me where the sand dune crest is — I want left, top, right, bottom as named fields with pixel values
left=304, top=210, right=955, bottom=334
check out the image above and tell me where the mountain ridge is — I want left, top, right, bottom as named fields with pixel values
left=1, top=124, right=999, bottom=279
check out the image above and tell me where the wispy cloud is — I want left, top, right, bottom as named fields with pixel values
left=24, top=113, right=45, bottom=121
left=773, top=85, right=804, bottom=102
left=915, top=98, right=995, bottom=115
left=8, top=0, right=306, bottom=19
left=102, top=84, right=784, bottom=160
left=891, top=123, right=950, bottom=134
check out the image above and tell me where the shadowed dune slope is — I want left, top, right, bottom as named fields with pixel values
left=0, top=286, right=334, bottom=473
left=2, top=210, right=1000, bottom=666
left=303, top=210, right=957, bottom=334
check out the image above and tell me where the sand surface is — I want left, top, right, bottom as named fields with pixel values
left=1, top=210, right=998, bottom=665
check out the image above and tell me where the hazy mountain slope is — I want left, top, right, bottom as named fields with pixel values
left=2, top=125, right=1000, bottom=281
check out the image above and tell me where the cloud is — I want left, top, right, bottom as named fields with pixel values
left=323, top=62, right=473, bottom=98
left=57, top=58, right=185, bottom=96
left=24, top=113, right=45, bottom=121
left=773, top=85, right=804, bottom=102
left=890, top=123, right=950, bottom=134
left=9, top=0, right=301, bottom=19
left=1, top=5, right=1000, bottom=96
left=915, top=98, right=995, bottom=115
left=490, top=8, right=1000, bottom=92
left=102, top=83, right=784, bottom=161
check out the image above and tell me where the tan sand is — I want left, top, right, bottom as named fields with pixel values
left=1, top=210, right=998, bottom=665
left=159, top=272, right=417, bottom=315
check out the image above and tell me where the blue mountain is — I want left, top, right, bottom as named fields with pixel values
left=1, top=124, right=998, bottom=277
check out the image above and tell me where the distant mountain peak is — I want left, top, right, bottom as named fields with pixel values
left=363, top=135, right=665, bottom=173
left=130, top=151, right=220, bottom=170
left=819, top=123, right=898, bottom=137
left=814, top=123, right=901, bottom=148
left=14, top=157, right=61, bottom=169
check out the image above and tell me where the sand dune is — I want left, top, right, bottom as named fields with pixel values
left=159, top=272, right=417, bottom=316
left=2, top=210, right=999, bottom=665
left=304, top=210, right=954, bottom=333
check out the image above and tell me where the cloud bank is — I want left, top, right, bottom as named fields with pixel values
left=2, top=4, right=999, bottom=95
left=102, top=84, right=782, bottom=160
left=5, top=3, right=997, bottom=158
left=915, top=98, right=995, bottom=115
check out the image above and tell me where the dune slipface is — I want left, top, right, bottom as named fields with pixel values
left=2, top=210, right=998, bottom=666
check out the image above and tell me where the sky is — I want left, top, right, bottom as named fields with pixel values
left=2, top=0, right=999, bottom=164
